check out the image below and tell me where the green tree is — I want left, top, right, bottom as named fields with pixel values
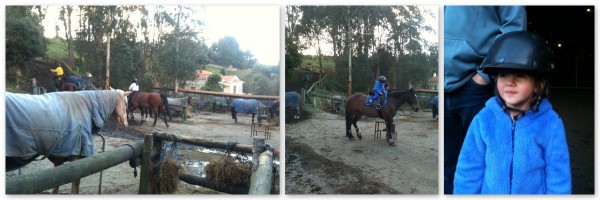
left=201, top=74, right=223, bottom=92
left=6, top=6, right=47, bottom=63
left=6, top=6, right=47, bottom=84
left=285, top=6, right=303, bottom=89
left=209, top=36, right=256, bottom=69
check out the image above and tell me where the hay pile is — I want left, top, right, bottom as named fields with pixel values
left=204, top=156, right=252, bottom=187
left=150, top=158, right=185, bottom=194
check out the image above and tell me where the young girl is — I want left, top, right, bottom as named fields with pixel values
left=367, top=75, right=387, bottom=107
left=453, top=31, right=571, bottom=194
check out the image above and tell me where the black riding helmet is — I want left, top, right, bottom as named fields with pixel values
left=480, top=31, right=554, bottom=77
left=133, top=78, right=138, bottom=83
left=480, top=31, right=555, bottom=112
left=378, top=76, right=387, bottom=84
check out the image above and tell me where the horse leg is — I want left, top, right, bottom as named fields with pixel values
left=50, top=158, right=66, bottom=194
left=353, top=119, right=362, bottom=140
left=152, top=107, right=159, bottom=127
left=162, top=107, right=170, bottom=128
left=71, top=178, right=80, bottom=194
left=385, top=120, right=395, bottom=145
left=70, top=157, right=81, bottom=194
left=345, top=111, right=354, bottom=139
left=231, top=107, right=237, bottom=123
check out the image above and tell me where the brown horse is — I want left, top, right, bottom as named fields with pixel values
left=56, top=78, right=77, bottom=91
left=6, top=90, right=131, bottom=194
left=128, top=91, right=171, bottom=127
left=345, top=88, right=420, bottom=145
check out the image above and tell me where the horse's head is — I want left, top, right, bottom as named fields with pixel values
left=112, top=90, right=131, bottom=129
left=407, top=88, right=420, bottom=112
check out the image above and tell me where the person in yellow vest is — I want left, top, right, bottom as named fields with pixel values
left=50, top=64, right=64, bottom=78
left=50, top=64, right=64, bottom=90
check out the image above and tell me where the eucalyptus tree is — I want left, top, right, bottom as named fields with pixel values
left=59, top=6, right=75, bottom=68
left=292, top=6, right=436, bottom=93
left=285, top=5, right=303, bottom=88
left=153, top=6, right=208, bottom=92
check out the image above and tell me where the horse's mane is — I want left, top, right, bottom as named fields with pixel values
left=388, top=88, right=415, bottom=98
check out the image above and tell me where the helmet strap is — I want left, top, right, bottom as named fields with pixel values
left=531, top=82, right=548, bottom=112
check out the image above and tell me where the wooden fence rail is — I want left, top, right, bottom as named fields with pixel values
left=6, top=141, right=144, bottom=194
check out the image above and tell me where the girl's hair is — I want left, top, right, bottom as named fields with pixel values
left=493, top=74, right=549, bottom=112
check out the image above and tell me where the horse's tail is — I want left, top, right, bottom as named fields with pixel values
left=160, top=94, right=172, bottom=121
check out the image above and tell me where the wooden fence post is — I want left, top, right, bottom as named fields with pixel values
left=139, top=134, right=153, bottom=194
left=249, top=138, right=273, bottom=194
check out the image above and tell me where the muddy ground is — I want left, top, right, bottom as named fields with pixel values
left=285, top=107, right=438, bottom=194
left=5, top=111, right=281, bottom=194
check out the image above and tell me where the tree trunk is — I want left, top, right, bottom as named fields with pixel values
left=346, top=7, right=352, bottom=96
left=105, top=31, right=111, bottom=90
left=67, top=6, right=74, bottom=68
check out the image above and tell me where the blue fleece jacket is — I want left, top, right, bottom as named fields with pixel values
left=444, top=6, right=527, bottom=93
left=454, top=97, right=571, bottom=194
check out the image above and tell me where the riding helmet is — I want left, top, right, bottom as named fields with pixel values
left=480, top=31, right=554, bottom=77
left=378, top=76, right=387, bottom=84
left=133, top=78, right=138, bottom=83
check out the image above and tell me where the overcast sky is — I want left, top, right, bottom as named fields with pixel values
left=40, top=5, right=280, bottom=66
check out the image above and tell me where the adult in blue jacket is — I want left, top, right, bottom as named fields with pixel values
left=454, top=31, right=571, bottom=194
left=444, top=6, right=527, bottom=194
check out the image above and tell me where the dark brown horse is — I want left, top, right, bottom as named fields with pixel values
left=128, top=91, right=171, bottom=127
left=345, top=88, right=420, bottom=145
left=57, top=78, right=77, bottom=91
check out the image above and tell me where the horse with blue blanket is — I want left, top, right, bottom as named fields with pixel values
left=57, top=72, right=96, bottom=92
left=230, top=99, right=265, bottom=124
left=212, top=96, right=229, bottom=113
left=285, top=91, right=301, bottom=119
left=6, top=90, right=131, bottom=194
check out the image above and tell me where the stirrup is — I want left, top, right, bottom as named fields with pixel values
left=376, top=104, right=381, bottom=109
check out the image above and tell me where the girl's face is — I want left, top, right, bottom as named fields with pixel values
left=496, top=72, right=537, bottom=111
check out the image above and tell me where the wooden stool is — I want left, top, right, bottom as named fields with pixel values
left=374, top=121, right=386, bottom=139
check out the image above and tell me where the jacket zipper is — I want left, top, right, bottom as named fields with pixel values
left=509, top=116, right=519, bottom=194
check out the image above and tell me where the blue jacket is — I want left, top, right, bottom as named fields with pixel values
left=454, top=97, right=571, bottom=194
left=444, top=6, right=527, bottom=93
left=372, top=80, right=387, bottom=98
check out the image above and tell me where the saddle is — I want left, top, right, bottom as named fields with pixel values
left=365, top=95, right=386, bottom=108
left=365, top=94, right=386, bottom=119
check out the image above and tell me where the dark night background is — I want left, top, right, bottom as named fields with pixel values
left=526, top=6, right=593, bottom=194
left=526, top=6, right=595, bottom=88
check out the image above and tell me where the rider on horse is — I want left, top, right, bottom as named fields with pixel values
left=366, top=75, right=388, bottom=108
left=128, top=78, right=140, bottom=109
left=50, top=64, right=64, bottom=89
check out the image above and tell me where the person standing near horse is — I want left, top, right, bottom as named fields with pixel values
left=454, top=31, right=570, bottom=194
left=443, top=6, right=526, bottom=194
left=79, top=72, right=97, bottom=90
left=127, top=78, right=141, bottom=117
left=366, top=75, right=387, bottom=108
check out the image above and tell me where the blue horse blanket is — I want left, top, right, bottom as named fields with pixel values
left=6, top=91, right=119, bottom=159
left=230, top=99, right=265, bottom=114
left=285, top=92, right=300, bottom=109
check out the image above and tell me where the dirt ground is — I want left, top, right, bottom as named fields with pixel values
left=285, top=107, right=438, bottom=194
left=5, top=111, right=280, bottom=194
left=550, top=88, right=594, bottom=194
